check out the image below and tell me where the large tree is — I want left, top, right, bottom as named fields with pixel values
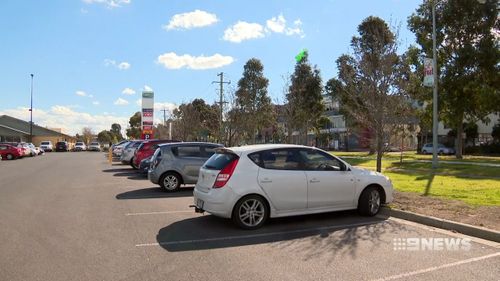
left=110, top=123, right=123, bottom=141
left=329, top=16, right=413, bottom=172
left=408, top=0, right=499, bottom=158
left=81, top=127, right=94, bottom=144
left=171, top=99, right=219, bottom=141
left=126, top=112, right=141, bottom=139
left=235, top=58, right=275, bottom=144
left=286, top=51, right=324, bottom=145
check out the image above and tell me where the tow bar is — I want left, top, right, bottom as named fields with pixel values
left=189, top=205, right=205, bottom=214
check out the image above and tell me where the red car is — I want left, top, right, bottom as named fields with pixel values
left=0, top=143, right=23, bottom=160
left=132, top=140, right=180, bottom=169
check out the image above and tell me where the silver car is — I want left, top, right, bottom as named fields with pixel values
left=148, top=142, right=222, bottom=192
left=119, top=140, right=143, bottom=166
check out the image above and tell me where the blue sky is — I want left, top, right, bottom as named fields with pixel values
left=0, top=0, right=422, bottom=135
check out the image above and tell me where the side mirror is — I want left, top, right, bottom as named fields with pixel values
left=339, top=162, right=348, bottom=171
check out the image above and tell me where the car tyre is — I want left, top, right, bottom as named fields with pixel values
left=358, top=186, right=381, bottom=216
left=6, top=154, right=14, bottom=160
left=232, top=195, right=269, bottom=230
left=159, top=172, right=181, bottom=192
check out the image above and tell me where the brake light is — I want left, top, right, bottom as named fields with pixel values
left=213, top=158, right=239, bottom=188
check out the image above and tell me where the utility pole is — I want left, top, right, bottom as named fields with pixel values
left=160, top=108, right=168, bottom=126
left=212, top=72, right=230, bottom=144
left=431, top=1, right=439, bottom=169
left=29, top=74, right=34, bottom=143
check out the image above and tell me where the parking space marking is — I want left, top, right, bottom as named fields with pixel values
left=371, top=251, right=500, bottom=281
left=125, top=210, right=194, bottom=216
left=135, top=220, right=385, bottom=247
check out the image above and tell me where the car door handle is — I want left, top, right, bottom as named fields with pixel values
left=260, top=180, right=272, bottom=183
left=309, top=179, right=320, bottom=183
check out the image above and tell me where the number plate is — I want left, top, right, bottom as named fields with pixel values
left=196, top=199, right=204, bottom=209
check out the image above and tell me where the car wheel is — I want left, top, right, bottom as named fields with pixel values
left=358, top=186, right=381, bottom=216
left=6, top=154, right=14, bottom=160
left=232, top=195, right=269, bottom=230
left=159, top=172, right=181, bottom=192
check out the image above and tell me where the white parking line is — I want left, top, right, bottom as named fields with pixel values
left=371, top=251, right=500, bottom=281
left=135, top=220, right=384, bottom=247
left=125, top=210, right=194, bottom=216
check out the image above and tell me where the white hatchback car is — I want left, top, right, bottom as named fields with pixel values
left=193, top=144, right=393, bottom=229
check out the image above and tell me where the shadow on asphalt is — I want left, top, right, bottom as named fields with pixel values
left=155, top=210, right=416, bottom=256
left=116, top=187, right=194, bottom=200
left=102, top=168, right=133, bottom=173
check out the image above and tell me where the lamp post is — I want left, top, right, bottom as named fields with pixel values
left=29, top=74, right=34, bottom=143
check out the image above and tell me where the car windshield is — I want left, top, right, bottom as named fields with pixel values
left=41, top=142, right=49, bottom=145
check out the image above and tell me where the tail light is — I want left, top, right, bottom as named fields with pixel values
left=213, top=159, right=239, bottom=188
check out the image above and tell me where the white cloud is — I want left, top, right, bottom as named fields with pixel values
left=136, top=99, right=142, bottom=106
left=82, top=0, right=130, bottom=8
left=285, top=19, right=305, bottom=37
left=117, top=62, right=130, bottom=70
left=92, top=101, right=100, bottom=105
left=223, top=21, right=265, bottom=43
left=154, top=102, right=177, bottom=112
left=114, top=98, right=129, bottom=105
left=164, top=10, right=218, bottom=30
left=122, top=88, right=136, bottom=95
left=157, top=52, right=234, bottom=70
left=266, top=14, right=286, bottom=33
left=103, top=59, right=131, bottom=70
left=76, top=90, right=88, bottom=97
left=0, top=106, right=128, bottom=135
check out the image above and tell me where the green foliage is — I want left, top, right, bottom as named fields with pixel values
left=235, top=58, right=275, bottom=144
left=492, top=122, right=500, bottom=142
left=408, top=0, right=500, bottom=158
left=172, top=99, right=219, bottom=141
left=126, top=112, right=141, bottom=139
left=331, top=16, right=413, bottom=171
left=110, top=123, right=123, bottom=141
left=286, top=51, right=324, bottom=145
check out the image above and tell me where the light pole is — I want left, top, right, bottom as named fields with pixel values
left=431, top=1, right=439, bottom=169
left=29, top=74, right=34, bottom=143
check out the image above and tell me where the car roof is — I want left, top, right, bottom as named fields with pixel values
left=226, top=144, right=312, bottom=154
left=158, top=142, right=221, bottom=148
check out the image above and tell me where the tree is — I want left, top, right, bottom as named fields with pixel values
left=329, top=16, right=413, bottom=172
left=111, top=123, right=123, bottom=141
left=81, top=127, right=94, bottom=144
left=408, top=0, right=500, bottom=158
left=235, top=58, right=275, bottom=144
left=171, top=99, right=219, bottom=141
left=97, top=130, right=114, bottom=144
left=464, top=122, right=479, bottom=146
left=286, top=51, right=324, bottom=145
left=491, top=122, right=500, bottom=143
left=126, top=112, right=141, bottom=139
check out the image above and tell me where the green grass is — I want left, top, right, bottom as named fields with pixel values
left=333, top=151, right=500, bottom=164
left=331, top=152, right=500, bottom=206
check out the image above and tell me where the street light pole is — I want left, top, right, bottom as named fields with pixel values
left=431, top=2, right=439, bottom=169
left=29, top=74, right=34, bottom=143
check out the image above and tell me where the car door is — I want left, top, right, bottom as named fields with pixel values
left=172, top=145, right=207, bottom=184
left=299, top=149, right=356, bottom=209
left=255, top=148, right=308, bottom=212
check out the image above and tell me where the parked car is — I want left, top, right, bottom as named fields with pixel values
left=73, top=141, right=87, bottom=151
left=17, top=142, right=33, bottom=157
left=55, top=141, right=70, bottom=152
left=111, top=140, right=129, bottom=150
left=27, top=143, right=43, bottom=155
left=40, top=141, right=53, bottom=152
left=133, top=139, right=180, bottom=169
left=148, top=142, right=223, bottom=191
left=0, top=143, right=23, bottom=160
left=112, top=141, right=130, bottom=157
left=88, top=142, right=101, bottom=152
left=139, top=156, right=153, bottom=175
left=119, top=140, right=143, bottom=167
left=421, top=143, right=455, bottom=155
left=193, top=144, right=394, bottom=230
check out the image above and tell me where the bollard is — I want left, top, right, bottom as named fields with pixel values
left=108, top=148, right=112, bottom=164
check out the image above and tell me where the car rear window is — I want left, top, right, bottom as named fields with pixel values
left=76, top=142, right=84, bottom=145
left=56, top=142, right=66, bottom=145
left=203, top=152, right=238, bottom=170
left=41, top=142, right=50, bottom=145
left=90, top=142, right=99, bottom=145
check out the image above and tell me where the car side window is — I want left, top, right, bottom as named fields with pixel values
left=202, top=145, right=218, bottom=158
left=172, top=146, right=202, bottom=158
left=0, top=145, right=6, bottom=150
left=299, top=149, right=344, bottom=171
left=259, top=149, right=303, bottom=170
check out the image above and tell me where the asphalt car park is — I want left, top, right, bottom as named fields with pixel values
left=0, top=152, right=498, bottom=281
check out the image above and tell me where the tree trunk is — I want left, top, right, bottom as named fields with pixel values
left=376, top=135, right=383, bottom=173
left=456, top=119, right=464, bottom=159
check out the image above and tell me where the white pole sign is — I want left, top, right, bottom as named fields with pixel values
left=141, top=91, right=154, bottom=140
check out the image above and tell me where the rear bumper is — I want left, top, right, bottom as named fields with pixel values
left=193, top=187, right=238, bottom=219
